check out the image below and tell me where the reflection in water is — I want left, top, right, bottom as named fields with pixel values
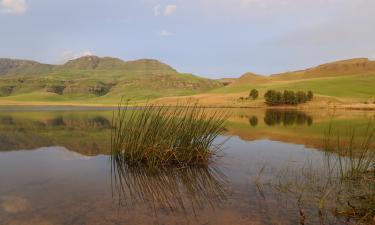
left=264, top=110, right=313, bottom=126
left=111, top=155, right=228, bottom=219
left=1, top=196, right=30, bottom=213
left=248, top=116, right=258, bottom=127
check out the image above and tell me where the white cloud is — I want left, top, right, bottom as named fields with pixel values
left=60, top=51, right=94, bottom=63
left=0, top=0, right=27, bottom=14
left=164, top=4, right=177, bottom=16
left=159, top=30, right=174, bottom=37
left=153, top=4, right=161, bottom=16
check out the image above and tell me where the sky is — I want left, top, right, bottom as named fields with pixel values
left=0, top=0, right=375, bottom=78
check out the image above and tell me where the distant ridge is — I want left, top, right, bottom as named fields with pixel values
left=0, top=56, right=178, bottom=76
left=236, top=72, right=268, bottom=84
left=270, top=58, right=375, bottom=80
left=0, top=55, right=222, bottom=100
left=0, top=58, right=53, bottom=76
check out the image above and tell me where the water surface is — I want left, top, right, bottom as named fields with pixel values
left=0, top=108, right=373, bottom=225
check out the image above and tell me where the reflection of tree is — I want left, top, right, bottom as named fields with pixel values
left=111, top=155, right=228, bottom=219
left=264, top=110, right=313, bottom=127
left=248, top=116, right=258, bottom=127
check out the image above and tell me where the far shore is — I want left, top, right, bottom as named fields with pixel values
left=0, top=100, right=374, bottom=111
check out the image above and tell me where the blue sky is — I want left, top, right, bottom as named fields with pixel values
left=1, top=0, right=374, bottom=78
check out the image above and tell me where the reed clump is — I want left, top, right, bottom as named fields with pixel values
left=111, top=102, right=228, bottom=168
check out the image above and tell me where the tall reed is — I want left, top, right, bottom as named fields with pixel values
left=111, top=102, right=228, bottom=168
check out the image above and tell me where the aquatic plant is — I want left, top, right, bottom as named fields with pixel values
left=261, top=122, right=375, bottom=224
left=111, top=102, right=228, bottom=168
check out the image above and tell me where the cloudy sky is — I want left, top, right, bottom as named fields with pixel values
left=1, top=0, right=374, bottom=77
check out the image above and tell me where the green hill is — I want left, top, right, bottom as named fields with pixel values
left=0, top=58, right=53, bottom=76
left=0, top=56, right=222, bottom=104
left=213, top=58, right=375, bottom=102
left=1, top=56, right=374, bottom=106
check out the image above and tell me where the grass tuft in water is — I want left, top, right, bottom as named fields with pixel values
left=111, top=102, right=228, bottom=168
left=263, top=122, right=375, bottom=224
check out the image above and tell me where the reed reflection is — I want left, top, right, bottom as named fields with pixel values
left=110, top=155, right=229, bottom=218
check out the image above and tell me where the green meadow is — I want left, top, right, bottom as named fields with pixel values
left=213, top=74, right=375, bottom=102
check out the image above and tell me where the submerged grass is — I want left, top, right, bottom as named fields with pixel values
left=259, top=122, right=375, bottom=224
left=111, top=102, right=228, bottom=168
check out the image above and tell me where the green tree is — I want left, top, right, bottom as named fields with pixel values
left=264, top=90, right=277, bottom=105
left=296, top=91, right=308, bottom=104
left=249, top=89, right=259, bottom=100
left=307, top=91, right=314, bottom=101
left=283, top=90, right=296, bottom=105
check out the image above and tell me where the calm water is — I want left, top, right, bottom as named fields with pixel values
left=0, top=108, right=374, bottom=225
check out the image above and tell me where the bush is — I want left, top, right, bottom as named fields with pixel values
left=45, top=85, right=65, bottom=95
left=88, top=83, right=112, bottom=96
left=0, top=86, right=16, bottom=97
left=249, top=89, right=259, bottom=100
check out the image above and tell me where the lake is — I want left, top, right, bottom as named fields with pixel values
left=0, top=107, right=374, bottom=225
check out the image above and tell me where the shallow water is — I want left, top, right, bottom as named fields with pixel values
left=0, top=108, right=374, bottom=225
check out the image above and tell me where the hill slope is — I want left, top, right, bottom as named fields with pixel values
left=0, top=56, right=222, bottom=104
left=0, top=58, right=53, bottom=76
left=271, top=58, right=375, bottom=80
left=170, top=58, right=375, bottom=106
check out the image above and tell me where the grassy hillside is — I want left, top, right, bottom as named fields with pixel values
left=212, top=58, right=375, bottom=102
left=0, top=56, right=222, bottom=104
left=0, top=56, right=374, bottom=106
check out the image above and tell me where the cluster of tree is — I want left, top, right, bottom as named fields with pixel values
left=264, top=90, right=313, bottom=106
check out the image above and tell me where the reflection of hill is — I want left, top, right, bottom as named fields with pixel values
left=0, top=109, right=373, bottom=155
left=0, top=113, right=112, bottom=155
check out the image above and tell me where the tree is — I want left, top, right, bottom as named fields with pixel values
left=296, top=91, right=308, bottom=104
left=265, top=90, right=313, bottom=106
left=264, top=90, right=277, bottom=105
left=249, top=89, right=259, bottom=100
left=283, top=90, right=296, bottom=105
left=307, top=91, right=314, bottom=101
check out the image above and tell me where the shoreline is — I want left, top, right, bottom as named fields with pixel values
left=0, top=101, right=374, bottom=111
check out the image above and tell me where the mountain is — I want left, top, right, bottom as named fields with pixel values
left=271, top=58, right=375, bottom=80
left=0, top=56, right=222, bottom=102
left=235, top=72, right=269, bottom=85
left=0, top=58, right=53, bottom=76
left=229, top=58, right=375, bottom=85
left=57, top=56, right=177, bottom=73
